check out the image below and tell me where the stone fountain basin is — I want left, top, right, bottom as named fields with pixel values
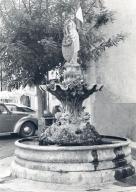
left=11, top=135, right=135, bottom=187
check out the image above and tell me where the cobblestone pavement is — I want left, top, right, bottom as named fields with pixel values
left=0, top=175, right=136, bottom=192
left=0, top=135, right=136, bottom=192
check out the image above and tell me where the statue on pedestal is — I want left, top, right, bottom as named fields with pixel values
left=62, top=14, right=82, bottom=83
left=39, top=10, right=103, bottom=146
left=62, top=17, right=79, bottom=65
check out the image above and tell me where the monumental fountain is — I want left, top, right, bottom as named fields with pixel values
left=11, top=13, right=135, bottom=187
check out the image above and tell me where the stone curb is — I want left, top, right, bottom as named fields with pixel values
left=0, top=150, right=136, bottom=192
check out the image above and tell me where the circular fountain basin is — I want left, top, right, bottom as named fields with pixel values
left=11, top=135, right=135, bottom=187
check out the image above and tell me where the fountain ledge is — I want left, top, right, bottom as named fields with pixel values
left=11, top=135, right=135, bottom=187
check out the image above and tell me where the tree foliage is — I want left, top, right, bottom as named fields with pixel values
left=0, top=0, right=124, bottom=88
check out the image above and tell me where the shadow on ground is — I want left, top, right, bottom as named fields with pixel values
left=114, top=174, right=136, bottom=187
left=0, top=134, right=19, bottom=140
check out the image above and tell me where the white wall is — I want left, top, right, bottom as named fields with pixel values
left=94, top=0, right=136, bottom=140
left=97, top=0, right=136, bottom=102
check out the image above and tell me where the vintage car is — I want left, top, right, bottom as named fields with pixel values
left=0, top=103, right=38, bottom=137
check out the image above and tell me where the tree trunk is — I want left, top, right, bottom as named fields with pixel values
left=36, top=85, right=44, bottom=118
left=83, top=61, right=96, bottom=125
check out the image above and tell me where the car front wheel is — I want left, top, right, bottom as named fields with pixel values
left=19, top=122, right=36, bottom=138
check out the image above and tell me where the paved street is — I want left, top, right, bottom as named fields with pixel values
left=0, top=135, right=17, bottom=159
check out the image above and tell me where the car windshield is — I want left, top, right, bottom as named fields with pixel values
left=17, top=107, right=35, bottom=112
left=6, top=105, right=16, bottom=111
left=0, top=104, right=8, bottom=114
left=5, top=104, right=35, bottom=113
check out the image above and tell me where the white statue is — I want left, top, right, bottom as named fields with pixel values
left=62, top=17, right=80, bottom=64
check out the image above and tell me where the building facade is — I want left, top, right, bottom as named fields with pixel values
left=93, top=0, right=136, bottom=140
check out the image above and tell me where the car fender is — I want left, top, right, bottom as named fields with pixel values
left=13, top=115, right=38, bottom=134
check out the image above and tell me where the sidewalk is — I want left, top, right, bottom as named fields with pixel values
left=1, top=157, right=136, bottom=192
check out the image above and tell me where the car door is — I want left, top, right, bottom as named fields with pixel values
left=0, top=104, right=28, bottom=133
left=9, top=112, right=28, bottom=130
left=0, top=104, right=11, bottom=133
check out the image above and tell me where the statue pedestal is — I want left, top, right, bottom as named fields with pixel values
left=63, top=62, right=82, bottom=84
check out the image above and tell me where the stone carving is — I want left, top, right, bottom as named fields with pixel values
left=39, top=12, right=103, bottom=146
left=62, top=18, right=79, bottom=64
left=62, top=16, right=82, bottom=84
